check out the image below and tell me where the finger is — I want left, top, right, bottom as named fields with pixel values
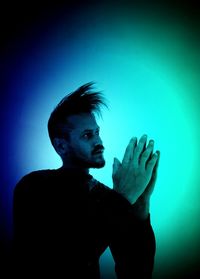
left=152, top=150, right=160, bottom=176
left=112, top=157, right=121, bottom=177
left=133, top=134, right=147, bottom=168
left=122, top=137, right=137, bottom=166
left=147, top=151, right=160, bottom=189
left=146, top=151, right=159, bottom=175
left=140, top=140, right=154, bottom=169
left=142, top=151, right=160, bottom=196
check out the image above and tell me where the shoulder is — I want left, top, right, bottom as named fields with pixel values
left=17, top=169, right=54, bottom=184
left=14, top=169, right=55, bottom=194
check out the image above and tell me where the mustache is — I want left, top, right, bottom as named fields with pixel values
left=92, top=145, right=105, bottom=154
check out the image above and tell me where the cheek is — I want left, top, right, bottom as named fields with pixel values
left=73, top=142, right=91, bottom=157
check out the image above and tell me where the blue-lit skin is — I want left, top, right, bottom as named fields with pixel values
left=53, top=113, right=105, bottom=172
left=108, top=133, right=160, bottom=275
left=113, top=135, right=160, bottom=212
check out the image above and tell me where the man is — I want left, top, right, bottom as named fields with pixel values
left=13, top=82, right=160, bottom=278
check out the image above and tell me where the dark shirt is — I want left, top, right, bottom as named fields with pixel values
left=12, top=168, right=156, bottom=278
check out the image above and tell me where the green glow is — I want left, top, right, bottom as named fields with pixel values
left=16, top=9, right=199, bottom=278
left=86, top=15, right=200, bottom=278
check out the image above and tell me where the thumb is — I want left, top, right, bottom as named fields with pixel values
left=112, top=157, right=121, bottom=176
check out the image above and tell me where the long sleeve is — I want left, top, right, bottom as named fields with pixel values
left=110, top=214, right=155, bottom=278
left=12, top=175, right=37, bottom=277
left=12, top=172, right=53, bottom=278
left=13, top=172, right=156, bottom=279
left=93, top=183, right=156, bottom=279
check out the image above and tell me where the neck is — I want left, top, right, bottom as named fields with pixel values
left=60, top=163, right=89, bottom=175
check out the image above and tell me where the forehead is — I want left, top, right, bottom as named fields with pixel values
left=67, top=113, right=99, bottom=132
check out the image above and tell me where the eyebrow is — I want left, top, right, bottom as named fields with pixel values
left=80, top=127, right=100, bottom=135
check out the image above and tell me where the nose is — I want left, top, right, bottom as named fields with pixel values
left=94, top=135, right=103, bottom=147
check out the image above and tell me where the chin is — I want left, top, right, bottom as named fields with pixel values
left=91, top=159, right=106, bottom=169
left=94, top=162, right=106, bottom=169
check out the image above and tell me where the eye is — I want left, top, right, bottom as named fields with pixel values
left=95, top=129, right=100, bottom=136
left=82, top=132, right=93, bottom=140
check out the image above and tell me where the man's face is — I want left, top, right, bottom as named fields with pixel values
left=63, top=113, right=105, bottom=169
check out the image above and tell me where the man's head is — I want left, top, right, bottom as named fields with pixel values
left=48, top=82, right=107, bottom=169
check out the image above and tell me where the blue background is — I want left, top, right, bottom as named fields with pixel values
left=1, top=1, right=200, bottom=278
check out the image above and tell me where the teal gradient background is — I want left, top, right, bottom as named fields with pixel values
left=1, top=1, right=200, bottom=278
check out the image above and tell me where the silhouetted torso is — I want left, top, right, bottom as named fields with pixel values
left=13, top=168, right=155, bottom=278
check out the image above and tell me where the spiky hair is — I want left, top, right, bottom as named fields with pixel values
left=48, top=82, right=107, bottom=146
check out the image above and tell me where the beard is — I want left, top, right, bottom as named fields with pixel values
left=89, top=157, right=106, bottom=169
left=64, top=148, right=106, bottom=169
left=73, top=155, right=106, bottom=169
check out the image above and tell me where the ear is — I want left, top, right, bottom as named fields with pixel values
left=53, top=138, right=69, bottom=156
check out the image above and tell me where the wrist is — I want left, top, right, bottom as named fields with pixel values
left=131, top=198, right=150, bottom=220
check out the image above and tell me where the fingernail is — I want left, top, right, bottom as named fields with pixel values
left=131, top=137, right=136, bottom=142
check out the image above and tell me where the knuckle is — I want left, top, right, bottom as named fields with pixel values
left=141, top=151, right=149, bottom=158
left=147, top=159, right=154, bottom=167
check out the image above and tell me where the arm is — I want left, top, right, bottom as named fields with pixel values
left=12, top=174, right=41, bottom=278
left=13, top=177, right=32, bottom=261
left=109, top=135, right=160, bottom=278
left=106, top=189, right=156, bottom=279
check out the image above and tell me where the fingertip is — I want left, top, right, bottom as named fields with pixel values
left=113, top=157, right=120, bottom=164
left=156, top=150, right=160, bottom=156
left=131, top=137, right=137, bottom=143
